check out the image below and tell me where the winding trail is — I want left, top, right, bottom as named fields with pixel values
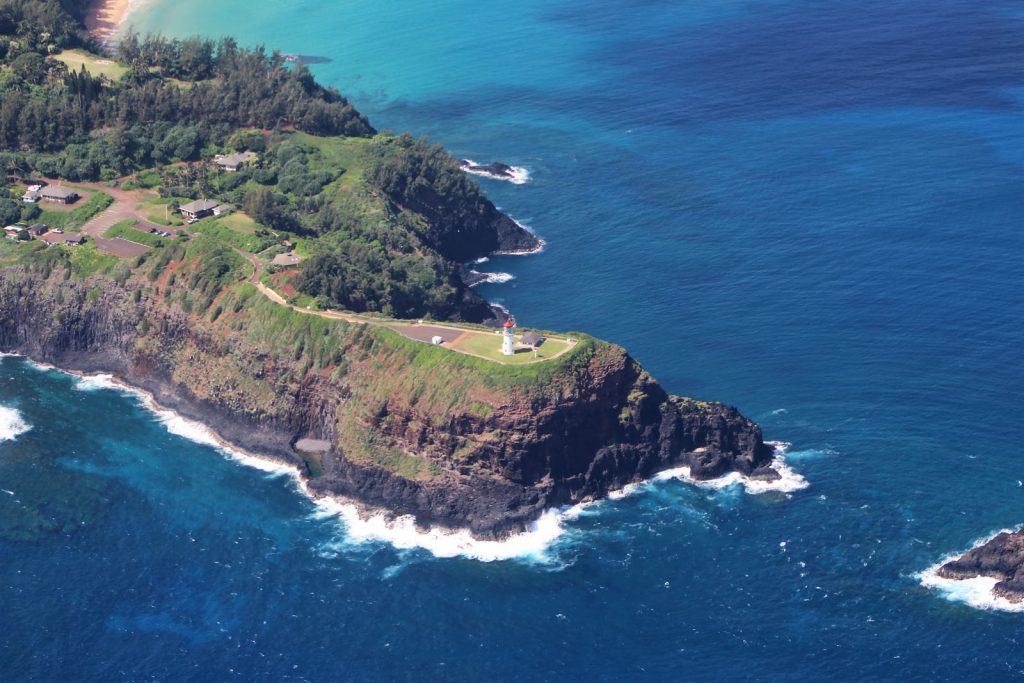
left=235, top=250, right=576, bottom=365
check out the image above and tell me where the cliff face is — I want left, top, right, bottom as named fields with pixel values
left=0, top=267, right=775, bottom=537
left=938, top=530, right=1024, bottom=603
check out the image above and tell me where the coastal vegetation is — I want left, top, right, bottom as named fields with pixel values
left=0, top=3, right=777, bottom=536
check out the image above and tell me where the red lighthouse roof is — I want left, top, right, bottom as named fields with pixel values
left=503, top=319, right=515, bottom=328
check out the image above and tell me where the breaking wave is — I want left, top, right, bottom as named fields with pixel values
left=461, top=159, right=530, bottom=184
left=66, top=370, right=806, bottom=563
left=469, top=270, right=515, bottom=285
left=917, top=527, right=1024, bottom=613
left=0, top=405, right=31, bottom=443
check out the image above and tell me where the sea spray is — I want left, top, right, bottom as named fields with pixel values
left=917, top=527, right=1024, bottom=613
left=460, top=159, right=530, bottom=185
left=0, top=405, right=31, bottom=443
left=67, top=370, right=807, bottom=562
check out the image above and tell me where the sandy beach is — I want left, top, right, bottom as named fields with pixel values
left=84, top=0, right=133, bottom=45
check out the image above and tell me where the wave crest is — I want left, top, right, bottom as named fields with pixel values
left=461, top=159, right=530, bottom=185
left=0, top=405, right=31, bottom=443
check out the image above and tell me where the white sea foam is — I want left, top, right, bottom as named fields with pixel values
left=652, top=442, right=809, bottom=495
left=74, top=373, right=120, bottom=391
left=461, top=159, right=530, bottom=185
left=60, top=367, right=806, bottom=562
left=311, top=498, right=579, bottom=563
left=469, top=270, right=515, bottom=285
left=917, top=527, right=1024, bottom=613
left=0, top=405, right=31, bottom=442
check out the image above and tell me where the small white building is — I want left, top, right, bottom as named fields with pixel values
left=431, top=336, right=444, bottom=346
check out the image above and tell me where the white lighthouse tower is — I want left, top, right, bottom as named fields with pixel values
left=501, top=319, right=516, bottom=356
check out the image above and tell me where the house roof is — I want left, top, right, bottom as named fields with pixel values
left=41, top=232, right=84, bottom=244
left=40, top=186, right=78, bottom=199
left=180, top=199, right=219, bottom=213
left=213, top=152, right=257, bottom=167
left=520, top=332, right=545, bottom=347
left=272, top=252, right=303, bottom=267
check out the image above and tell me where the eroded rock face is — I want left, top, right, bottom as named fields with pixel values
left=0, top=268, right=775, bottom=537
left=938, top=530, right=1024, bottom=603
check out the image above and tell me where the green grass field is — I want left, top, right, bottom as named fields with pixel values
left=37, top=192, right=113, bottom=231
left=188, top=214, right=276, bottom=253
left=450, top=331, right=572, bottom=364
left=215, top=212, right=259, bottom=234
left=103, top=220, right=167, bottom=248
left=53, top=50, right=127, bottom=80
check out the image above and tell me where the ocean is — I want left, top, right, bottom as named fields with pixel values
left=3, top=0, right=1024, bottom=679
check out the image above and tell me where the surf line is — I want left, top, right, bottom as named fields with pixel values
left=17, top=357, right=808, bottom=563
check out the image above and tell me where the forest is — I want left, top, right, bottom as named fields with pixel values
left=0, top=0, right=514, bottom=321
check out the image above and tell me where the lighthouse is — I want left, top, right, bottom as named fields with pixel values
left=501, top=319, right=516, bottom=356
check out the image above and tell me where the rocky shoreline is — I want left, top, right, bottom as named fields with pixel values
left=0, top=200, right=779, bottom=540
left=936, top=529, right=1024, bottom=604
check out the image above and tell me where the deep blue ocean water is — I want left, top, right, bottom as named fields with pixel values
left=2, top=0, right=1023, bottom=679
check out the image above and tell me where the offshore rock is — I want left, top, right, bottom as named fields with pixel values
left=938, top=530, right=1024, bottom=603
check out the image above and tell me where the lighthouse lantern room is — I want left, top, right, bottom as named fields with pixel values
left=501, top=319, right=516, bottom=356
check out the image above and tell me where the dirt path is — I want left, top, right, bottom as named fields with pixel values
left=234, top=249, right=576, bottom=365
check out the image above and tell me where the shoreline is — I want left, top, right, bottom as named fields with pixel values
left=84, top=0, right=134, bottom=46
left=918, top=528, right=1024, bottom=613
left=2, top=352, right=807, bottom=562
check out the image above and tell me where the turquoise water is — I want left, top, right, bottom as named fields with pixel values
left=3, top=0, right=1024, bottom=678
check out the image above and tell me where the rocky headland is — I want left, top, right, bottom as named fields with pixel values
left=0, top=259, right=778, bottom=538
left=937, top=529, right=1024, bottom=603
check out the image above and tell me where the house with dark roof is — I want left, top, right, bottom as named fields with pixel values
left=520, top=332, right=545, bottom=348
left=40, top=186, right=80, bottom=204
left=179, top=199, right=219, bottom=220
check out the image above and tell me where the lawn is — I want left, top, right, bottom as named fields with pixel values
left=52, top=50, right=127, bottom=80
left=103, top=220, right=167, bottom=248
left=37, top=192, right=113, bottom=231
left=292, top=132, right=374, bottom=189
left=449, top=331, right=573, bottom=364
left=215, top=212, right=259, bottom=234
left=188, top=213, right=276, bottom=253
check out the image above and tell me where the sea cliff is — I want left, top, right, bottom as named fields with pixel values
left=0, top=263, right=777, bottom=537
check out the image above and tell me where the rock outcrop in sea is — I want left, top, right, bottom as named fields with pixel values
left=937, top=529, right=1024, bottom=603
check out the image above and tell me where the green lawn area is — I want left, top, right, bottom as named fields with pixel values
left=53, top=50, right=127, bottom=81
left=37, top=192, right=113, bottom=231
left=188, top=214, right=276, bottom=253
left=68, top=243, right=119, bottom=277
left=449, top=331, right=572, bottom=364
left=103, top=220, right=167, bottom=248
left=135, top=196, right=183, bottom=225
left=292, top=132, right=374, bottom=188
left=215, top=212, right=259, bottom=234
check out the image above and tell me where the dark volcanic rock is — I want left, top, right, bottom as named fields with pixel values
left=462, top=161, right=515, bottom=178
left=938, top=530, right=1024, bottom=603
left=0, top=268, right=777, bottom=538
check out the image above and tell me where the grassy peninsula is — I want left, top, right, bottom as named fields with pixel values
left=0, top=0, right=778, bottom=536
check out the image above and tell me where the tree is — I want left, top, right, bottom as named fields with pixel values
left=11, top=52, right=47, bottom=84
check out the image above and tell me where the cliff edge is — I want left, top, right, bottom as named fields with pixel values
left=0, top=263, right=776, bottom=537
